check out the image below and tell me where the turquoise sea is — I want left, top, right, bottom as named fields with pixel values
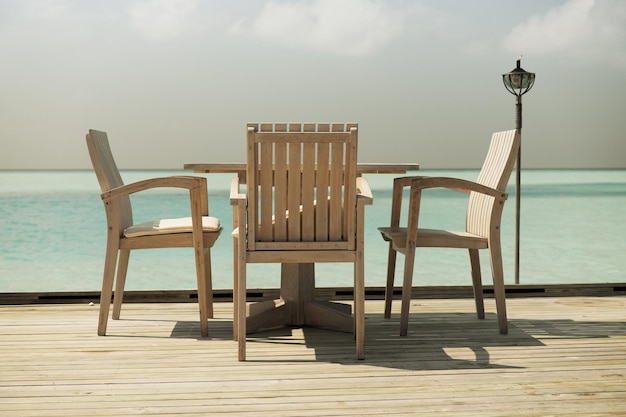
left=1, top=169, right=625, bottom=292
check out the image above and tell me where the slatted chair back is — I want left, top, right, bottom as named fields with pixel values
left=86, top=130, right=133, bottom=233
left=245, top=122, right=358, bottom=252
left=466, top=130, right=520, bottom=237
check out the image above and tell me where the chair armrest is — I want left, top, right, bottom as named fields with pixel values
left=386, top=175, right=429, bottom=228
left=356, top=177, right=373, bottom=205
left=409, top=177, right=508, bottom=200
left=230, top=176, right=247, bottom=242
left=385, top=175, right=507, bottom=230
left=102, top=175, right=209, bottom=218
left=101, top=176, right=206, bottom=202
left=393, top=175, right=427, bottom=189
left=230, top=176, right=246, bottom=205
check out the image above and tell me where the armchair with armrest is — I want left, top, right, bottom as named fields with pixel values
left=379, top=130, right=520, bottom=336
left=86, top=130, right=222, bottom=337
left=231, top=122, right=372, bottom=361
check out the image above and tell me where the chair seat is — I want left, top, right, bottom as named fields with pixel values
left=378, top=227, right=488, bottom=250
left=125, top=216, right=221, bottom=238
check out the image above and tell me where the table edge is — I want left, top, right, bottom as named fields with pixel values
left=184, top=162, right=419, bottom=174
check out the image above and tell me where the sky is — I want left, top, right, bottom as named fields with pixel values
left=1, top=0, right=625, bottom=170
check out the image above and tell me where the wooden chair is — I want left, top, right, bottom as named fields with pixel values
left=86, top=130, right=222, bottom=337
left=231, top=122, right=373, bottom=361
left=378, top=130, right=520, bottom=336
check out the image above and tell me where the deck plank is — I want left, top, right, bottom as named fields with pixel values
left=1, top=297, right=626, bottom=416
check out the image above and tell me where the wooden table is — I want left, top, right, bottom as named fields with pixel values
left=184, top=162, right=419, bottom=334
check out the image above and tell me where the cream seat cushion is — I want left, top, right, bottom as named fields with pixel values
left=124, top=216, right=220, bottom=238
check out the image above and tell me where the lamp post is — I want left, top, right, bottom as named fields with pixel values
left=502, top=57, right=535, bottom=285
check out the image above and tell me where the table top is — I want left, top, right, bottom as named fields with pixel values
left=184, top=162, right=419, bottom=174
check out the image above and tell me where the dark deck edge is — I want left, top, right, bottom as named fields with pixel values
left=1, top=283, right=625, bottom=305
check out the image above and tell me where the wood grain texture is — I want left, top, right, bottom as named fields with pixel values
left=1, top=297, right=625, bottom=416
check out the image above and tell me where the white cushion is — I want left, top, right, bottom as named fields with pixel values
left=124, top=216, right=220, bottom=238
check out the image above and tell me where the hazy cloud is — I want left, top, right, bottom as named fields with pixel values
left=502, top=0, right=626, bottom=67
left=230, top=0, right=402, bottom=56
left=128, top=0, right=202, bottom=39
left=22, top=0, right=72, bottom=20
left=1, top=0, right=624, bottom=170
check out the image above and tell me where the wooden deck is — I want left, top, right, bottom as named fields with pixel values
left=2, top=297, right=626, bottom=416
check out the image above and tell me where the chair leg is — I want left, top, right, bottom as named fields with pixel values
left=399, top=186, right=421, bottom=336
left=399, top=247, right=416, bottom=337
left=383, top=243, right=397, bottom=320
left=489, top=244, right=508, bottom=334
left=204, top=248, right=214, bottom=319
left=237, top=245, right=247, bottom=361
left=232, top=237, right=239, bottom=341
left=112, top=249, right=130, bottom=320
left=355, top=254, right=365, bottom=360
left=194, top=247, right=209, bottom=338
left=468, top=249, right=485, bottom=320
left=98, top=242, right=119, bottom=336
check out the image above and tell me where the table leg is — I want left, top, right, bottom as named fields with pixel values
left=246, top=263, right=354, bottom=334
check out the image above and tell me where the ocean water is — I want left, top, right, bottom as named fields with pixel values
left=1, top=169, right=625, bottom=292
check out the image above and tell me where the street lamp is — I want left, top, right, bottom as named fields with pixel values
left=502, top=57, right=535, bottom=285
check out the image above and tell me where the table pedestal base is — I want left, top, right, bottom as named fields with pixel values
left=246, top=263, right=354, bottom=334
